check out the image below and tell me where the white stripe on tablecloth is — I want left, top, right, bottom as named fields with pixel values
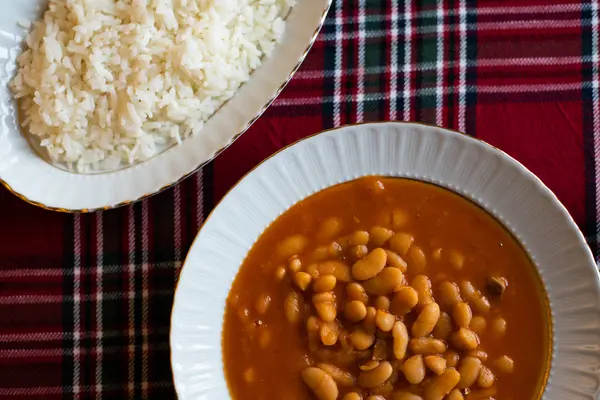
left=127, top=206, right=136, bottom=398
left=333, top=0, right=342, bottom=127
left=95, top=213, right=103, bottom=399
left=0, top=261, right=179, bottom=278
left=592, top=0, right=600, bottom=260
left=323, top=3, right=586, bottom=25
left=403, top=0, right=412, bottom=121
left=0, top=344, right=169, bottom=358
left=0, top=328, right=170, bottom=342
left=0, top=290, right=174, bottom=305
left=436, top=0, right=444, bottom=126
left=0, top=382, right=173, bottom=396
left=318, top=19, right=585, bottom=41
left=474, top=3, right=584, bottom=14
left=389, top=0, right=399, bottom=120
left=273, top=82, right=589, bottom=106
left=356, top=0, right=365, bottom=122
left=73, top=214, right=81, bottom=399
left=141, top=200, right=149, bottom=399
left=458, top=0, right=467, bottom=133
left=294, top=56, right=595, bottom=80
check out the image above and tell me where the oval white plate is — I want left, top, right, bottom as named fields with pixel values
left=0, top=0, right=331, bottom=212
left=170, top=122, right=600, bottom=399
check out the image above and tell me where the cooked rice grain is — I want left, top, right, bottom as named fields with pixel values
left=11, top=0, right=293, bottom=172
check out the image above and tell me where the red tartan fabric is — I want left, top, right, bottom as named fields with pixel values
left=0, top=1, right=599, bottom=399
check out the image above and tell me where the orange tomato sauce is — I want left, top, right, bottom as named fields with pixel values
left=223, top=177, right=551, bottom=400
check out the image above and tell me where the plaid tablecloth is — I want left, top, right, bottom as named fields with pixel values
left=0, top=0, right=598, bottom=398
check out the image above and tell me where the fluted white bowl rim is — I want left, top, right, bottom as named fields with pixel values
left=171, top=122, right=600, bottom=400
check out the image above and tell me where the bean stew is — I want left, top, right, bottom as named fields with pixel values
left=223, top=177, right=551, bottom=400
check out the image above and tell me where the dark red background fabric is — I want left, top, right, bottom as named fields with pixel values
left=0, top=1, right=599, bottom=398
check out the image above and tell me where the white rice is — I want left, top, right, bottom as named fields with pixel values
left=11, top=0, right=293, bottom=172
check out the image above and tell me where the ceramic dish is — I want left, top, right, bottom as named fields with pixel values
left=0, top=0, right=331, bottom=212
left=170, top=122, right=600, bottom=399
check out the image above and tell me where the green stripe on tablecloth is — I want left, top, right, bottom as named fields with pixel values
left=581, top=0, right=599, bottom=258
left=322, top=0, right=340, bottom=128
left=465, top=0, right=478, bottom=136
left=363, top=0, right=387, bottom=121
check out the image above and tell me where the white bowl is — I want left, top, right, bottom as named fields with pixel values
left=170, top=122, right=600, bottom=399
left=0, top=0, right=331, bottom=212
